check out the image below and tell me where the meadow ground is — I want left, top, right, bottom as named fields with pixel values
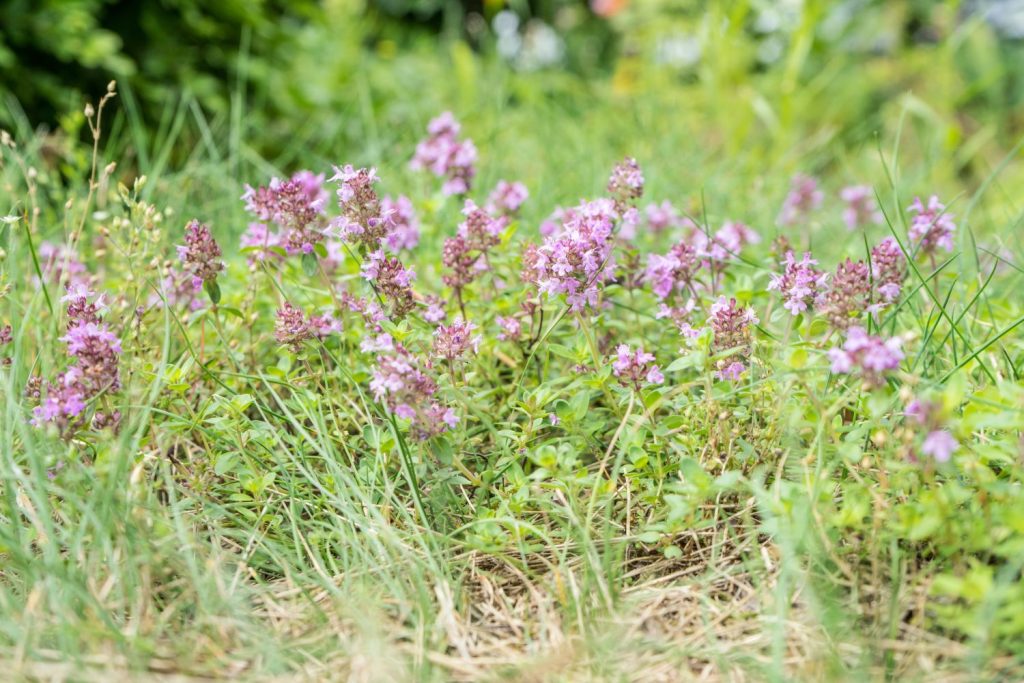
left=2, top=9, right=1024, bottom=682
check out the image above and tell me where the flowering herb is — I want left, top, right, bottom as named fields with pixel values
left=275, top=302, right=340, bottom=351
left=486, top=180, right=529, bottom=216
left=433, top=317, right=481, bottom=362
left=907, top=195, right=956, bottom=255
left=828, top=327, right=903, bottom=388
left=177, top=219, right=225, bottom=300
left=708, top=297, right=758, bottom=380
left=410, top=112, right=477, bottom=196
left=330, top=165, right=392, bottom=250
left=840, top=185, right=883, bottom=230
left=243, top=171, right=327, bottom=255
left=381, top=195, right=420, bottom=252
left=612, top=344, right=664, bottom=390
left=530, top=199, right=618, bottom=312
left=778, top=173, right=823, bottom=226
left=361, top=250, right=417, bottom=319
left=768, top=251, right=827, bottom=316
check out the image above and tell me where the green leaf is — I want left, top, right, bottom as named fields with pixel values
left=204, top=279, right=221, bottom=304
left=667, top=351, right=705, bottom=373
left=214, top=452, right=239, bottom=476
left=302, top=252, right=319, bottom=277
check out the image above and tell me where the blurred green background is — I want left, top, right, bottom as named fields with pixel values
left=2, top=0, right=1023, bottom=239
left=3, top=1, right=1022, bottom=146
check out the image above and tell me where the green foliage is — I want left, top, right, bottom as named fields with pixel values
left=2, top=3, right=1024, bottom=680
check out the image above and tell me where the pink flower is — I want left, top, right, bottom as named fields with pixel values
left=607, top=157, right=644, bottom=210
left=908, top=195, right=956, bottom=254
left=381, top=195, right=420, bottom=252
left=442, top=200, right=508, bottom=297
left=177, top=219, right=224, bottom=290
left=828, top=327, right=903, bottom=387
left=708, top=297, right=757, bottom=379
left=716, top=361, right=746, bottom=381
left=778, top=174, right=823, bottom=226
left=496, top=315, right=523, bottom=341
left=33, top=282, right=122, bottom=436
left=611, top=344, right=663, bottom=391
left=768, top=251, right=828, bottom=315
left=486, top=180, right=529, bottom=216
left=423, top=296, right=447, bottom=324
left=713, top=222, right=761, bottom=255
left=821, top=259, right=871, bottom=330
left=644, top=200, right=684, bottom=233
left=410, top=112, right=477, bottom=196
left=870, top=237, right=907, bottom=306
left=839, top=185, right=883, bottom=230
left=645, top=242, right=700, bottom=301
left=433, top=318, right=481, bottom=361
left=242, top=171, right=327, bottom=254
left=903, top=397, right=958, bottom=463
left=240, top=222, right=284, bottom=263
left=361, top=250, right=417, bottom=319
left=921, top=430, right=958, bottom=462
left=329, top=165, right=393, bottom=250
left=37, top=241, right=89, bottom=289
left=530, top=199, right=618, bottom=312
left=367, top=341, right=456, bottom=440
left=274, top=302, right=340, bottom=351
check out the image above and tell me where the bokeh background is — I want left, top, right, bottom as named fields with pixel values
left=2, top=1, right=1023, bottom=249
left=3, top=1, right=1022, bottom=151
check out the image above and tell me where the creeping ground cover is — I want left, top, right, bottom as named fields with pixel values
left=3, top=38, right=1024, bottom=682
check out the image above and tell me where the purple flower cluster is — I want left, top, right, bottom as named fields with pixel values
left=870, top=237, right=908, bottom=308
left=243, top=171, right=327, bottom=255
left=38, top=241, right=89, bottom=289
left=840, top=185, right=883, bottom=230
left=153, top=268, right=206, bottom=312
left=177, top=219, right=224, bottom=291
left=274, top=302, right=341, bottom=351
left=905, top=399, right=959, bottom=462
left=330, top=165, right=393, bottom=250
left=778, top=174, right=823, bottom=226
left=645, top=242, right=700, bottom=301
left=828, top=327, right=903, bottom=387
left=422, top=294, right=447, bottom=323
left=708, top=297, right=758, bottom=380
left=442, top=200, right=508, bottom=296
left=768, top=251, right=828, bottom=315
left=702, top=222, right=762, bottom=260
left=381, top=195, right=420, bottom=252
left=361, top=249, right=417, bottom=318
left=821, top=259, right=871, bottom=330
left=433, top=318, right=481, bottom=362
left=240, top=222, right=285, bottom=264
left=529, top=199, right=618, bottom=312
left=607, top=157, right=644, bottom=211
left=32, top=286, right=121, bottom=435
left=410, top=112, right=477, bottom=196
left=495, top=315, right=523, bottom=341
left=645, top=200, right=690, bottom=234
left=486, top=180, right=529, bottom=216
left=907, top=195, right=956, bottom=254
left=612, top=344, right=664, bottom=390
left=368, top=339, right=458, bottom=440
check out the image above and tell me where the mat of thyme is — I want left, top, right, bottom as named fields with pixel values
left=3, top=86, right=1024, bottom=681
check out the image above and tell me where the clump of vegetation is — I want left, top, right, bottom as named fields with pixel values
left=2, top=12, right=1024, bottom=679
